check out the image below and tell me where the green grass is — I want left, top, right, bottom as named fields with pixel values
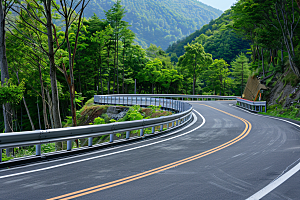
left=259, top=104, right=300, bottom=121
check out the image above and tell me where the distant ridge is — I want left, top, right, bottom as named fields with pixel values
left=83, top=0, right=223, bottom=49
left=166, top=10, right=250, bottom=64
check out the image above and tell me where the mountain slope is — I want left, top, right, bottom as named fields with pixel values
left=166, top=10, right=250, bottom=64
left=83, top=0, right=222, bottom=49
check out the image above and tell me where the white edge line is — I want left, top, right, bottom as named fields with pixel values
left=246, top=162, right=300, bottom=200
left=0, top=110, right=205, bottom=179
left=233, top=105, right=300, bottom=199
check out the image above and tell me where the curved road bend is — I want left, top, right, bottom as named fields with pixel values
left=1, top=101, right=300, bottom=199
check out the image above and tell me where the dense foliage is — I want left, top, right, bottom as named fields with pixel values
left=83, top=0, right=222, bottom=49
left=0, top=1, right=185, bottom=133
left=166, top=10, right=250, bottom=64
left=3, top=0, right=300, bottom=138
left=231, top=0, right=300, bottom=79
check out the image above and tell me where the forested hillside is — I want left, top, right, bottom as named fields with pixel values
left=166, top=10, right=250, bottom=64
left=2, top=0, right=300, bottom=141
left=83, top=0, right=222, bottom=49
left=229, top=0, right=300, bottom=120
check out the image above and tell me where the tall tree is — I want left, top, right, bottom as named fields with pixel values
left=105, top=0, right=128, bottom=94
left=0, top=0, right=13, bottom=133
left=8, top=0, right=63, bottom=128
left=231, top=53, right=250, bottom=97
left=91, top=25, right=113, bottom=95
left=204, top=59, right=230, bottom=95
left=178, top=43, right=212, bottom=95
left=53, top=0, right=90, bottom=127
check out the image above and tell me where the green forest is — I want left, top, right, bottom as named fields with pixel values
left=166, top=10, right=250, bottom=64
left=82, top=0, right=222, bottom=49
left=1, top=0, right=300, bottom=136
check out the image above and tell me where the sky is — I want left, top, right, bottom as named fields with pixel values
left=199, top=0, right=238, bottom=11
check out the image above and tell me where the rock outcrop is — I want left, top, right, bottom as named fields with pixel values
left=106, top=106, right=129, bottom=121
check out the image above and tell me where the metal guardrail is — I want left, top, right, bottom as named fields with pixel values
left=236, top=97, right=267, bottom=112
left=0, top=94, right=237, bottom=163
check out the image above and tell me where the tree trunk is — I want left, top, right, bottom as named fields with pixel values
left=223, top=78, right=226, bottom=96
left=275, top=2, right=300, bottom=77
left=99, top=52, right=103, bottom=95
left=193, top=54, right=196, bottom=95
left=23, top=97, right=35, bottom=131
left=113, top=37, right=116, bottom=94
left=107, top=46, right=110, bottom=94
left=68, top=82, right=76, bottom=127
left=113, top=57, right=116, bottom=94
left=16, top=71, right=35, bottom=131
left=261, top=48, right=265, bottom=78
left=37, top=97, right=42, bottom=130
left=122, top=42, right=125, bottom=94
left=116, top=34, right=119, bottom=94
left=96, top=56, right=99, bottom=94
left=152, top=83, right=154, bottom=94
left=44, top=0, right=62, bottom=129
left=0, top=0, right=13, bottom=134
left=37, top=58, right=49, bottom=129
left=241, top=62, right=244, bottom=97
left=45, top=88, right=54, bottom=129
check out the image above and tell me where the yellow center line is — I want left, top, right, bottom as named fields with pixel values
left=48, top=104, right=252, bottom=200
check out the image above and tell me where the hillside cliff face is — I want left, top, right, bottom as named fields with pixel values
left=83, top=0, right=222, bottom=49
left=266, top=70, right=300, bottom=108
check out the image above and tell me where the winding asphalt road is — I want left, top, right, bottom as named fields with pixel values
left=1, top=101, right=300, bottom=199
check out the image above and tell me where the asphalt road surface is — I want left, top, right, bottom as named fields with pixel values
left=1, top=101, right=300, bottom=200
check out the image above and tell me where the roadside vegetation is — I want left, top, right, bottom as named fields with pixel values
left=2, top=98, right=172, bottom=161
left=259, top=104, right=300, bottom=122
left=2, top=0, right=300, bottom=159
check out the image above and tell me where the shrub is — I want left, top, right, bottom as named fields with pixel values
left=93, top=117, right=106, bottom=125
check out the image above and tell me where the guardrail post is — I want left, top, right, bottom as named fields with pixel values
left=160, top=125, right=163, bottom=131
left=140, top=129, right=144, bottom=136
left=126, top=131, right=130, bottom=139
left=167, top=123, right=169, bottom=129
left=36, top=144, right=41, bottom=156
left=110, top=134, right=114, bottom=142
left=88, top=137, right=93, bottom=147
left=67, top=140, right=72, bottom=151
left=172, top=121, right=175, bottom=127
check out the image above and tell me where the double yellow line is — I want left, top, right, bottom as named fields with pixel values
left=48, top=104, right=252, bottom=200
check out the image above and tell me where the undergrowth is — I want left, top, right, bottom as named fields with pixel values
left=259, top=103, right=300, bottom=121
left=3, top=98, right=174, bottom=162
